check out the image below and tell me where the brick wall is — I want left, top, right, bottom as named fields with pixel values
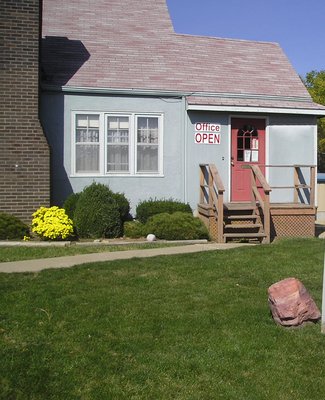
left=1, top=0, right=50, bottom=223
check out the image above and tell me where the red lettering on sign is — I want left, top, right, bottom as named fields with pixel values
left=194, top=132, right=220, bottom=144
left=195, top=122, right=221, bottom=132
left=214, top=133, right=220, bottom=144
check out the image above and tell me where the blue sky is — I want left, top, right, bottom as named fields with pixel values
left=166, top=0, right=325, bottom=78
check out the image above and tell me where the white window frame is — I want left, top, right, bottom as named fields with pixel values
left=71, top=112, right=104, bottom=176
left=135, top=114, right=162, bottom=175
left=71, top=111, right=163, bottom=177
left=105, top=114, right=131, bottom=174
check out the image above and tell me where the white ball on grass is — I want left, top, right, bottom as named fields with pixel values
left=146, top=234, right=156, bottom=242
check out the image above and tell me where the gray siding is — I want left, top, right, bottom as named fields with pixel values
left=268, top=115, right=316, bottom=203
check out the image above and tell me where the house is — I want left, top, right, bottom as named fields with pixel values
left=5, top=0, right=325, bottom=241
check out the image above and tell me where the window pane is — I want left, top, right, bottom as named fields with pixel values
left=136, top=116, right=159, bottom=172
left=244, top=137, right=250, bottom=149
left=237, top=149, right=244, bottom=161
left=106, top=116, right=130, bottom=172
left=76, top=144, right=99, bottom=173
left=76, top=114, right=99, bottom=128
left=108, top=118, right=118, bottom=129
left=76, top=115, right=88, bottom=127
left=75, top=114, right=100, bottom=174
left=137, top=117, right=148, bottom=130
left=88, top=116, right=99, bottom=128
left=76, top=129, right=99, bottom=142
left=137, top=145, right=158, bottom=172
left=137, top=117, right=159, bottom=144
left=107, top=145, right=129, bottom=172
left=119, top=118, right=129, bottom=129
left=148, top=118, right=158, bottom=130
left=76, top=114, right=99, bottom=143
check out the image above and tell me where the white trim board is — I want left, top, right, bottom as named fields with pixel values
left=187, top=104, right=325, bottom=116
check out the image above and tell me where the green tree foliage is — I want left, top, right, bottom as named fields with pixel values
left=304, top=70, right=325, bottom=171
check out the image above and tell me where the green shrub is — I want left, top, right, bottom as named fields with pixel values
left=136, top=198, right=192, bottom=224
left=111, top=192, right=131, bottom=221
left=74, top=183, right=123, bottom=238
left=0, top=213, right=30, bottom=240
left=124, top=220, right=145, bottom=238
left=63, top=192, right=81, bottom=220
left=144, top=212, right=209, bottom=240
left=32, top=206, right=74, bottom=240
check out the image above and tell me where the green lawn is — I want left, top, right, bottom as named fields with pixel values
left=1, top=238, right=324, bottom=399
left=0, top=242, right=188, bottom=263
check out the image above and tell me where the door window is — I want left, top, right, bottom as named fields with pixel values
left=237, top=125, right=258, bottom=163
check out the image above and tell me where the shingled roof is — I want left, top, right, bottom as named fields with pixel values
left=41, top=0, right=325, bottom=113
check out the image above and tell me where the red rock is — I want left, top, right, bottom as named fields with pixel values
left=268, top=278, right=321, bottom=326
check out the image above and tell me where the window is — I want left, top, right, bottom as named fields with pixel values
left=75, top=114, right=100, bottom=173
left=72, top=112, right=162, bottom=176
left=237, top=125, right=258, bottom=162
left=107, top=115, right=129, bottom=172
left=137, top=116, right=159, bottom=173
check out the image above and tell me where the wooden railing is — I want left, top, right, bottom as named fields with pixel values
left=199, top=164, right=225, bottom=242
left=293, top=165, right=316, bottom=206
left=243, top=164, right=316, bottom=243
left=249, top=165, right=316, bottom=206
left=243, top=165, right=271, bottom=243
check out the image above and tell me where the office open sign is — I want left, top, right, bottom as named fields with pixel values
left=194, top=122, right=221, bottom=144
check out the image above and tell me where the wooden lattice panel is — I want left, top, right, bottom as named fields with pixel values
left=197, top=209, right=219, bottom=241
left=209, top=215, right=219, bottom=241
left=198, top=204, right=219, bottom=241
left=271, top=214, right=315, bottom=239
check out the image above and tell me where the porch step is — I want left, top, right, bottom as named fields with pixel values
left=225, top=203, right=255, bottom=211
left=223, top=202, right=266, bottom=243
left=227, top=215, right=259, bottom=221
left=223, top=232, right=266, bottom=239
left=224, top=223, right=263, bottom=229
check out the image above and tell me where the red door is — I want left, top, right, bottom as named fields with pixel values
left=231, top=118, right=265, bottom=201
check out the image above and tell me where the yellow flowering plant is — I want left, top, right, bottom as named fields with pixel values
left=32, top=206, right=74, bottom=240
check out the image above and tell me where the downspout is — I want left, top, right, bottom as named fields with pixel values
left=182, top=96, right=188, bottom=203
left=314, top=117, right=318, bottom=208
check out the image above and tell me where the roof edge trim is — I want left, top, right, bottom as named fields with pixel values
left=41, top=84, right=187, bottom=98
left=41, top=83, right=311, bottom=103
left=187, top=104, right=325, bottom=116
left=42, top=84, right=314, bottom=104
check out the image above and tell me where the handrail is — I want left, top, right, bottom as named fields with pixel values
left=209, top=164, right=225, bottom=194
left=243, top=164, right=271, bottom=243
left=246, top=164, right=316, bottom=207
left=199, top=164, right=225, bottom=242
left=293, top=165, right=316, bottom=207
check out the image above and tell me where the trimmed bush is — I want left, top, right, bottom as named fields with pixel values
left=136, top=198, right=192, bottom=224
left=73, top=183, right=123, bottom=238
left=144, top=212, right=209, bottom=240
left=111, top=192, right=131, bottom=221
left=0, top=213, right=29, bottom=240
left=124, top=220, right=145, bottom=238
left=63, top=192, right=81, bottom=220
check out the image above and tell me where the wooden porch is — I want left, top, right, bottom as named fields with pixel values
left=198, top=164, right=316, bottom=243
